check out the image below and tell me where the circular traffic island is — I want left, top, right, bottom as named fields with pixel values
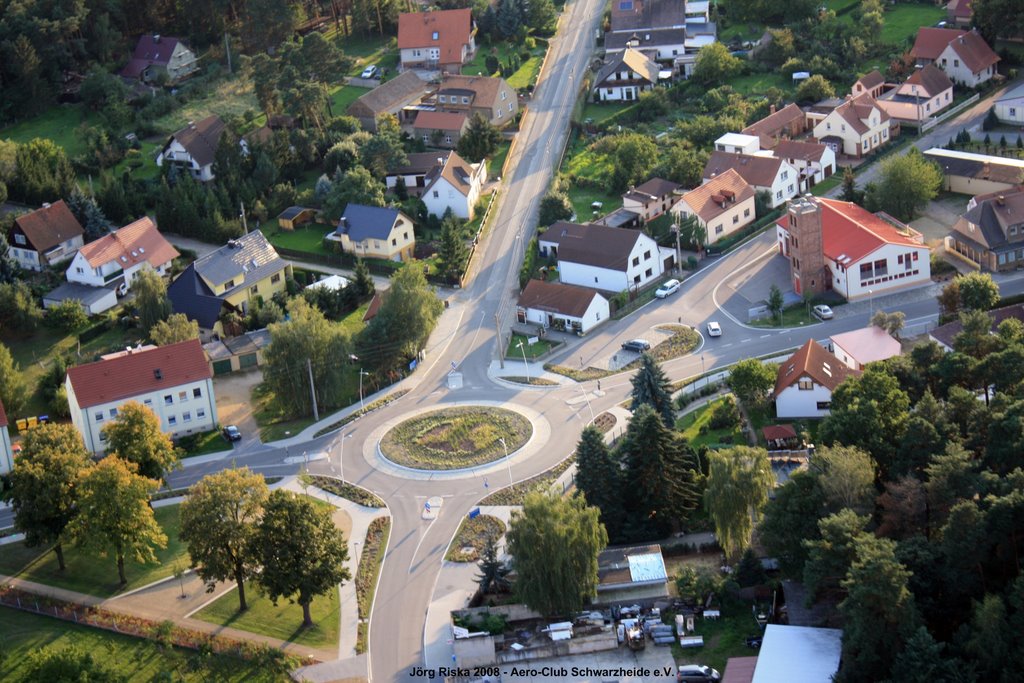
left=380, top=406, right=532, bottom=470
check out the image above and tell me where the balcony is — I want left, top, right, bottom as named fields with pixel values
left=103, top=268, right=124, bottom=284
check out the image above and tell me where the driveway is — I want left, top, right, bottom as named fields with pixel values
left=715, top=242, right=795, bottom=320
left=212, top=370, right=263, bottom=448
left=910, top=194, right=969, bottom=248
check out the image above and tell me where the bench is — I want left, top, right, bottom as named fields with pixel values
left=679, top=636, right=705, bottom=648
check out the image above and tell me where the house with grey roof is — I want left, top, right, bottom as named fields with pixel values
left=538, top=221, right=672, bottom=292
left=327, top=204, right=416, bottom=262
left=946, top=187, right=1024, bottom=272
left=168, top=230, right=291, bottom=337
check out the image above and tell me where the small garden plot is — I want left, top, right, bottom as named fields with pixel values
left=380, top=406, right=532, bottom=470
left=445, top=514, right=506, bottom=562
left=677, top=396, right=745, bottom=449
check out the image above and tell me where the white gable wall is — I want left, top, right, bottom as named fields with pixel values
left=775, top=381, right=834, bottom=418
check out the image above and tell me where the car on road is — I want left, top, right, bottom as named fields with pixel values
left=621, top=338, right=651, bottom=353
left=222, top=425, right=242, bottom=442
left=706, top=321, right=722, bottom=337
left=360, top=64, right=379, bottom=79
left=655, top=279, right=681, bottom=298
left=813, top=304, right=834, bottom=320
left=677, top=664, right=722, bottom=682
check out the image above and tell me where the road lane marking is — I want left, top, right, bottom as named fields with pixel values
left=760, top=334, right=770, bottom=338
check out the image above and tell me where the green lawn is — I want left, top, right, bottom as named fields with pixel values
left=110, top=139, right=163, bottom=182
left=267, top=224, right=332, bottom=255
left=670, top=601, right=762, bottom=672
left=253, top=363, right=367, bottom=442
left=810, top=174, right=843, bottom=197
left=567, top=185, right=622, bottom=223
left=718, top=23, right=765, bottom=44
left=489, top=139, right=512, bottom=180
left=581, top=100, right=636, bottom=125
left=150, top=76, right=262, bottom=135
left=194, top=584, right=340, bottom=649
left=730, top=72, right=795, bottom=96
left=508, top=53, right=544, bottom=90
left=677, top=397, right=745, bottom=449
left=329, top=33, right=399, bottom=74
left=0, top=105, right=99, bottom=158
left=0, top=505, right=187, bottom=597
left=465, top=41, right=547, bottom=89
left=824, top=0, right=860, bottom=14
left=507, top=333, right=554, bottom=360
left=0, top=606, right=289, bottom=682
left=337, top=303, right=370, bottom=338
left=747, top=303, right=819, bottom=328
left=329, top=85, right=371, bottom=115
left=464, top=41, right=519, bottom=77
left=880, top=4, right=944, bottom=46
left=177, top=429, right=229, bottom=458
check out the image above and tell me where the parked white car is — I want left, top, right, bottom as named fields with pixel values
left=655, top=279, right=681, bottom=299
left=813, top=304, right=834, bottom=320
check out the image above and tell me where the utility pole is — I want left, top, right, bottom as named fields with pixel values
left=495, top=312, right=505, bottom=368
left=307, top=358, right=320, bottom=421
left=224, top=33, right=232, bottom=75
left=240, top=201, right=248, bottom=234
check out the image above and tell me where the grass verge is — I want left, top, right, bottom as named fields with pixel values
left=506, top=333, right=555, bottom=359
left=500, top=375, right=559, bottom=386
left=0, top=505, right=187, bottom=598
left=746, top=303, right=819, bottom=328
left=379, top=406, right=532, bottom=470
left=355, top=516, right=390, bottom=654
left=0, top=605, right=289, bottom=682
left=313, top=389, right=409, bottom=437
left=176, top=429, right=228, bottom=458
left=309, top=475, right=386, bottom=508
left=479, top=455, right=574, bottom=506
left=193, top=585, right=339, bottom=650
left=445, top=515, right=506, bottom=562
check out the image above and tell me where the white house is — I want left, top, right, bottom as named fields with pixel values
left=703, top=151, right=799, bottom=208
left=911, top=27, right=1000, bottom=88
left=714, top=132, right=761, bottom=155
left=593, top=48, right=662, bottom=102
left=156, top=115, right=226, bottom=182
left=65, top=339, right=217, bottom=453
left=516, top=279, right=610, bottom=334
left=120, top=34, right=199, bottom=83
left=924, top=148, right=1024, bottom=198
left=877, top=64, right=954, bottom=125
left=777, top=196, right=931, bottom=301
left=67, top=217, right=179, bottom=291
left=773, top=339, right=859, bottom=419
left=770, top=140, right=836, bottom=191
left=0, top=400, right=12, bottom=475
left=421, top=151, right=487, bottom=220
left=829, top=326, right=902, bottom=371
left=397, top=8, right=475, bottom=72
left=539, top=222, right=671, bottom=292
left=622, top=177, right=682, bottom=222
left=7, top=200, right=85, bottom=271
left=671, top=168, right=756, bottom=245
left=995, top=82, right=1024, bottom=125
left=327, top=204, right=416, bottom=262
left=812, top=94, right=893, bottom=158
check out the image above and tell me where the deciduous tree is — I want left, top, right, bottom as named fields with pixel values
left=180, top=468, right=269, bottom=612
left=68, top=456, right=166, bottom=585
left=322, top=165, right=385, bottom=219
left=133, top=269, right=172, bottom=334
left=810, top=445, right=876, bottom=514
left=0, top=281, right=42, bottom=333
left=956, top=272, right=1000, bottom=312
left=357, top=263, right=443, bottom=372
left=2, top=423, right=92, bottom=571
left=0, top=341, right=28, bottom=414
left=704, top=446, right=775, bottom=560
left=803, top=509, right=869, bottom=601
left=871, top=148, right=942, bottom=222
left=506, top=491, right=608, bottom=616
left=692, top=42, right=743, bottom=87
left=795, top=74, right=835, bottom=103
left=23, top=645, right=126, bottom=683
left=437, top=213, right=469, bottom=283
left=102, top=401, right=180, bottom=482
left=149, top=313, right=200, bottom=346
left=726, top=358, right=776, bottom=409
left=251, top=489, right=350, bottom=627
left=758, top=470, right=826, bottom=575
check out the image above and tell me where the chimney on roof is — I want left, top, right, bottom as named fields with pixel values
left=437, top=157, right=444, bottom=165
left=998, top=195, right=1006, bottom=206
left=154, top=368, right=163, bottom=380
left=770, top=104, right=776, bottom=114
left=42, top=202, right=51, bottom=208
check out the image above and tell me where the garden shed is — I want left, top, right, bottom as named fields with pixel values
left=277, top=206, right=316, bottom=231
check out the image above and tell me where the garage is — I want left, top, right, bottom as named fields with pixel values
left=239, top=353, right=258, bottom=369
left=212, top=359, right=233, bottom=375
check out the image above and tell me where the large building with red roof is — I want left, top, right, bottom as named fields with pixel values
left=66, top=217, right=179, bottom=292
left=910, top=27, right=999, bottom=88
left=773, top=339, right=859, bottom=419
left=776, top=196, right=930, bottom=301
left=65, top=339, right=217, bottom=453
left=398, top=9, right=476, bottom=72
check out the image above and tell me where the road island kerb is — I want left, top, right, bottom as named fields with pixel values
left=361, top=401, right=551, bottom=481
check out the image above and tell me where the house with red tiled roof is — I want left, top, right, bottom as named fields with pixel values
left=0, top=399, right=11, bottom=475
left=776, top=195, right=930, bottom=301
left=398, top=9, right=476, bottom=72
left=852, top=70, right=886, bottom=99
left=432, top=74, right=518, bottom=127
left=671, top=168, right=756, bottom=244
left=773, top=339, right=859, bottom=418
left=65, top=339, right=217, bottom=453
left=877, top=64, right=954, bottom=124
left=7, top=200, right=85, bottom=271
left=911, top=27, right=999, bottom=87
left=945, top=0, right=974, bottom=28
left=516, top=279, right=610, bottom=334
left=66, top=217, right=179, bottom=292
left=412, top=110, right=468, bottom=148
left=120, top=34, right=198, bottom=83
left=770, top=140, right=837, bottom=191
left=741, top=103, right=807, bottom=150
left=811, top=94, right=893, bottom=158
left=703, top=151, right=799, bottom=208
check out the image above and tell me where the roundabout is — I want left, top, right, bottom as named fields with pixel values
left=378, top=405, right=533, bottom=471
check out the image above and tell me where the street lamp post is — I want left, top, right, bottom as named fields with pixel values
left=498, top=437, right=513, bottom=488
left=359, top=368, right=370, bottom=411
left=339, top=432, right=353, bottom=482
left=868, top=289, right=874, bottom=318
left=517, top=339, right=530, bottom=382
left=701, top=354, right=707, bottom=390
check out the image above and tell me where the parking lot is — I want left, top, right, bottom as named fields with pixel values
left=212, top=369, right=262, bottom=447
left=498, top=646, right=677, bottom=683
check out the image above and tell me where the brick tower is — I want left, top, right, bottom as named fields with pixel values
left=786, top=196, right=826, bottom=297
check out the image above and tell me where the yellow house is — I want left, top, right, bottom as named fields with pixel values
left=326, top=204, right=416, bottom=262
left=168, top=230, right=292, bottom=337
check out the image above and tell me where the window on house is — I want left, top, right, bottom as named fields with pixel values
left=860, top=263, right=873, bottom=279
left=633, top=275, right=641, bottom=284
left=632, top=256, right=640, bottom=266
left=1011, top=226, right=1018, bottom=235
left=432, top=31, right=438, bottom=39
left=782, top=171, right=788, bottom=180
left=224, top=279, right=234, bottom=290
left=75, top=267, right=83, bottom=274
left=109, top=408, right=118, bottom=418
left=954, top=59, right=959, bottom=67
left=733, top=215, right=739, bottom=224
left=249, top=285, right=258, bottom=295
left=715, top=225, right=723, bottom=234
left=445, top=135, right=452, bottom=144
left=422, top=134, right=429, bottom=143
left=501, top=91, right=507, bottom=100
left=164, top=395, right=173, bottom=405
left=183, top=411, right=191, bottom=422
left=776, top=191, right=783, bottom=199
left=643, top=251, right=651, bottom=260
left=179, top=391, right=188, bottom=401
left=14, top=234, right=25, bottom=245
left=271, top=273, right=280, bottom=284
left=99, top=432, right=107, bottom=442
left=144, top=399, right=153, bottom=407
left=744, top=208, right=750, bottom=218
left=439, top=95, right=447, bottom=103
left=645, top=268, right=652, bottom=277
left=461, top=97, right=469, bottom=104
left=374, top=241, right=380, bottom=249
left=193, top=387, right=202, bottom=398
left=168, top=416, right=177, bottom=426
left=798, top=379, right=813, bottom=390
left=433, top=190, right=439, bottom=198
left=497, top=110, right=503, bottom=118
left=816, top=401, right=831, bottom=410
left=392, top=238, right=397, bottom=246
left=197, top=408, right=206, bottom=418
left=95, top=412, right=104, bottom=422
left=404, top=232, right=409, bottom=240
left=873, top=258, right=887, bottom=276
